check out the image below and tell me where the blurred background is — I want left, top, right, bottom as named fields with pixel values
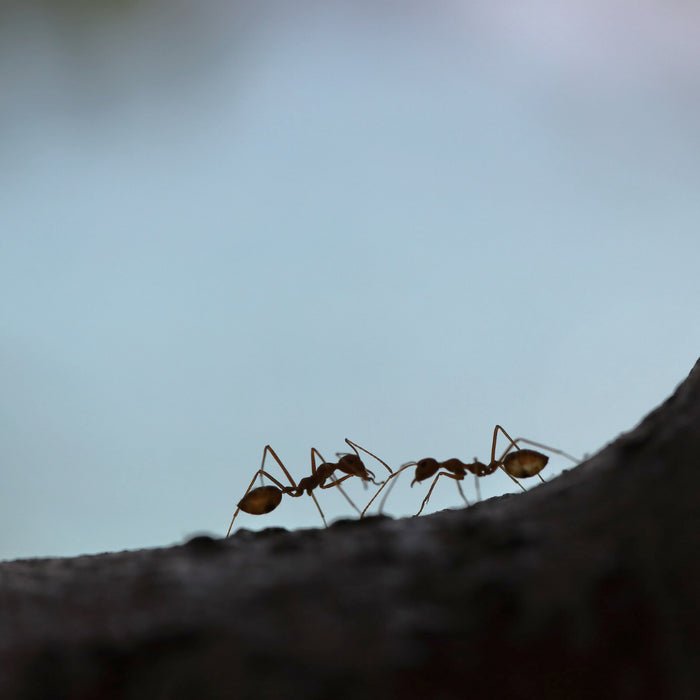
left=2, top=0, right=699, bottom=560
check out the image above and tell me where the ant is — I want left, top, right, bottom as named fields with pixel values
left=226, top=439, right=392, bottom=535
left=361, top=424, right=578, bottom=518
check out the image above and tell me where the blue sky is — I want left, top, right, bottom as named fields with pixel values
left=2, top=2, right=699, bottom=560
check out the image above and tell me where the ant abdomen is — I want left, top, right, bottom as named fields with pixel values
left=237, top=485, right=283, bottom=515
left=502, top=449, right=548, bottom=478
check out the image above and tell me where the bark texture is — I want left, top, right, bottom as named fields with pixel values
left=2, top=359, right=700, bottom=699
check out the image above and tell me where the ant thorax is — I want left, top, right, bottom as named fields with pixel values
left=469, top=459, right=493, bottom=477
left=441, top=459, right=467, bottom=478
left=297, top=474, right=320, bottom=495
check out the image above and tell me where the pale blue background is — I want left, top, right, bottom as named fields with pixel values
left=2, top=2, right=699, bottom=560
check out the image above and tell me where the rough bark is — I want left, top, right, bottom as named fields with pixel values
left=2, top=359, right=700, bottom=699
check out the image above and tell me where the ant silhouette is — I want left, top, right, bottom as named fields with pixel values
left=226, top=439, right=392, bottom=535
left=361, top=424, right=578, bottom=518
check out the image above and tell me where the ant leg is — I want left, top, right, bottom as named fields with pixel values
left=502, top=469, right=527, bottom=492
left=319, top=473, right=355, bottom=488
left=226, top=445, right=299, bottom=537
left=378, top=461, right=419, bottom=514
left=312, top=494, right=327, bottom=528
left=289, top=447, right=331, bottom=528
left=311, top=448, right=360, bottom=517
left=415, top=472, right=466, bottom=517
left=320, top=472, right=366, bottom=517
left=361, top=462, right=414, bottom=517
left=491, top=424, right=520, bottom=463
left=263, top=445, right=298, bottom=487
left=345, top=439, right=393, bottom=479
left=455, top=479, right=470, bottom=507
left=227, top=471, right=263, bottom=537
left=474, top=474, right=481, bottom=502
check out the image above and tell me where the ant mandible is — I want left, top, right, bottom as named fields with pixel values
left=226, top=439, right=392, bottom=535
left=361, top=424, right=578, bottom=518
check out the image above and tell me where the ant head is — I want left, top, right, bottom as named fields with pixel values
left=337, top=453, right=373, bottom=479
left=412, top=458, right=440, bottom=485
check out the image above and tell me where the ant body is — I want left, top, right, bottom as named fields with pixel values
left=361, top=425, right=577, bottom=518
left=226, top=439, right=391, bottom=535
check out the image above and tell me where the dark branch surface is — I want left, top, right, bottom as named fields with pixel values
left=2, top=359, right=700, bottom=699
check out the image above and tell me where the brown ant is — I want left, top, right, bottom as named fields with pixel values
left=361, top=425, right=578, bottom=518
left=226, top=439, right=392, bottom=535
